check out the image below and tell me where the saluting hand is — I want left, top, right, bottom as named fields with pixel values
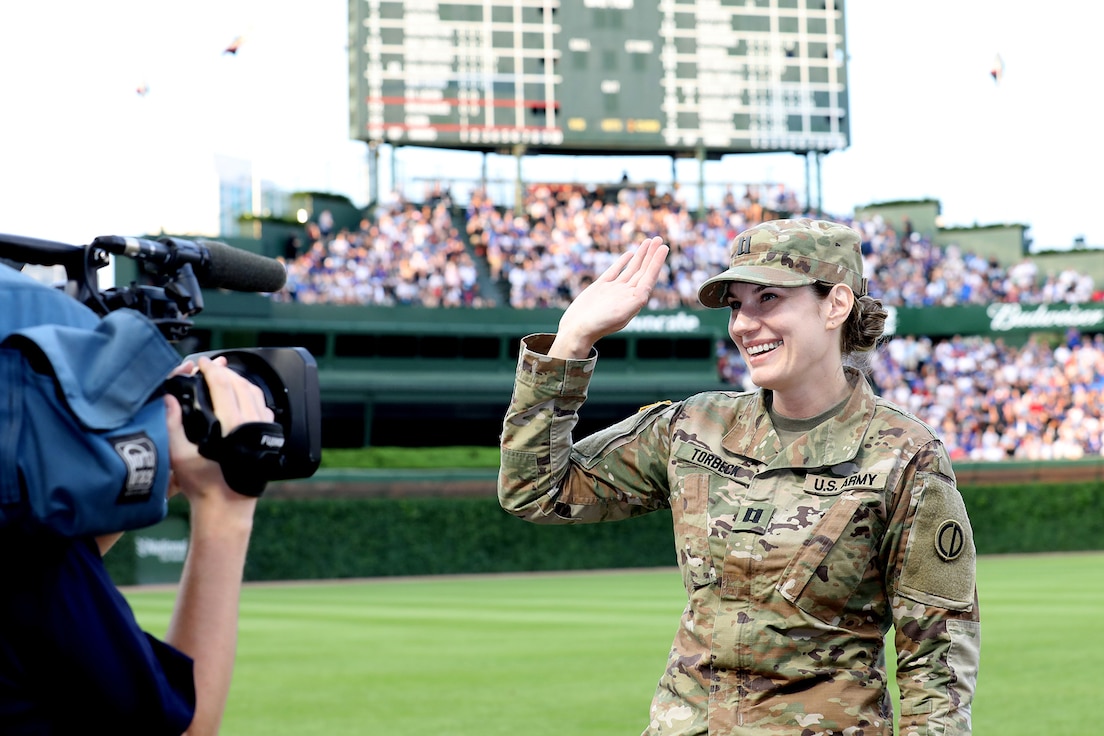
left=549, top=236, right=670, bottom=359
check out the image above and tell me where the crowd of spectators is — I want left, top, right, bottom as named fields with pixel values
left=873, top=330, right=1104, bottom=460
left=274, top=188, right=489, bottom=307
left=855, top=219, right=1098, bottom=307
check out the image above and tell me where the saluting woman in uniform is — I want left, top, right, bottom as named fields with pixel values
left=498, top=219, right=980, bottom=735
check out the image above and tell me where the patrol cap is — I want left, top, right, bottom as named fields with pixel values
left=697, top=218, right=867, bottom=308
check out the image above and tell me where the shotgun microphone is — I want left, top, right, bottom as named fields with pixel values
left=91, top=235, right=287, bottom=293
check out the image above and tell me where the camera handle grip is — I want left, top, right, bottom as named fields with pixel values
left=203, top=422, right=285, bottom=497
left=162, top=374, right=283, bottom=497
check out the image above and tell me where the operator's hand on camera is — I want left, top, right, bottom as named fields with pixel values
left=164, top=356, right=273, bottom=514
left=549, top=236, right=669, bottom=359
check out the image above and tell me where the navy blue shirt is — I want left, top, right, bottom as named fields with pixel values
left=0, top=524, right=195, bottom=734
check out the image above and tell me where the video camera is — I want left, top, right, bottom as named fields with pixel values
left=0, top=231, right=321, bottom=503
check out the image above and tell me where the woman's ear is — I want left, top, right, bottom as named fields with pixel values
left=825, top=283, right=855, bottom=329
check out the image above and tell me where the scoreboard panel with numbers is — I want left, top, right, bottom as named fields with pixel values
left=349, top=0, right=849, bottom=156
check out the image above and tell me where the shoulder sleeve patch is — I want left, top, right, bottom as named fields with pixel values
left=897, top=471, right=976, bottom=611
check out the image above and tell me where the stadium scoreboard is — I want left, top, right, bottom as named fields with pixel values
left=349, top=0, right=849, bottom=156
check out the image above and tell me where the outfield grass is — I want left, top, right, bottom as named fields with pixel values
left=126, top=553, right=1103, bottom=735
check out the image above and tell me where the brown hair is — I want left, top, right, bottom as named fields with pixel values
left=811, top=281, right=888, bottom=372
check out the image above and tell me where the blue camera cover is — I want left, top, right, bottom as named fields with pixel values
left=0, top=264, right=182, bottom=536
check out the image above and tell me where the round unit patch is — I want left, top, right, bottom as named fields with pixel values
left=935, top=519, right=967, bottom=561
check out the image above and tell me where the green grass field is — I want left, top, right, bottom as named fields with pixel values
left=126, top=552, right=1103, bottom=735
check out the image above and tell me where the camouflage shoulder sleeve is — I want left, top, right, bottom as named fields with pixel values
left=885, top=438, right=980, bottom=734
left=498, top=334, right=674, bottom=525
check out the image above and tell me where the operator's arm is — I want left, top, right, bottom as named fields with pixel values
left=95, top=531, right=124, bottom=555
left=162, top=357, right=271, bottom=736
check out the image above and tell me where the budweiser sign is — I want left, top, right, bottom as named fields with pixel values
left=986, top=303, right=1104, bottom=332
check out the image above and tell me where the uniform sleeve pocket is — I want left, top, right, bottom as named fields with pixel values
left=776, top=495, right=873, bottom=626
left=896, top=472, right=976, bottom=611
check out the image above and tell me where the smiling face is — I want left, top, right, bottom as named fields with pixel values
left=725, top=281, right=854, bottom=417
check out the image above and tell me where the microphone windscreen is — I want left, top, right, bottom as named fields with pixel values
left=197, top=240, right=288, bottom=293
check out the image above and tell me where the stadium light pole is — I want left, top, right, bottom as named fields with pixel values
left=513, top=144, right=526, bottom=212
left=696, top=146, right=706, bottom=221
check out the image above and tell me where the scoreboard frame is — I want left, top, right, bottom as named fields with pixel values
left=349, top=0, right=850, bottom=157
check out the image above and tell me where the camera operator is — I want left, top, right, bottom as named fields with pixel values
left=0, top=355, right=272, bottom=735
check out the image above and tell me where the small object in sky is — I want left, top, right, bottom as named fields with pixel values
left=224, top=35, right=244, bottom=55
left=990, top=53, right=1004, bottom=84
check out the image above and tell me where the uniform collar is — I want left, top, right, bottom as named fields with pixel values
left=720, top=367, right=878, bottom=470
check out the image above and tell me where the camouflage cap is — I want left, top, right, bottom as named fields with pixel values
left=697, top=218, right=867, bottom=308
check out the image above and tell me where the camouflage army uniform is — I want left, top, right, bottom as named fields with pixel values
left=499, top=334, right=980, bottom=735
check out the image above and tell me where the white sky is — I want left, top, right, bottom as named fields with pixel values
left=1, top=0, right=1101, bottom=251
